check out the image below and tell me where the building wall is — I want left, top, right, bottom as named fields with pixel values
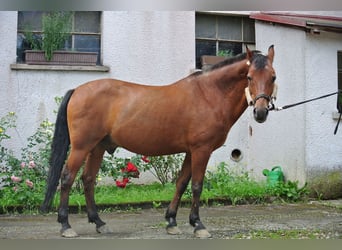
left=304, top=31, right=342, bottom=178
left=250, top=22, right=307, bottom=184
left=251, top=20, right=342, bottom=186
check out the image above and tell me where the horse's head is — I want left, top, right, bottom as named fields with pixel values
left=245, top=45, right=277, bottom=123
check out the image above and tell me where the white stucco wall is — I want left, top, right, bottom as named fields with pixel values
left=304, top=31, right=342, bottom=176
left=250, top=22, right=307, bottom=184
left=0, top=11, right=21, bottom=151
left=0, top=11, right=196, bottom=159
left=250, top=20, right=342, bottom=185
left=102, top=11, right=195, bottom=84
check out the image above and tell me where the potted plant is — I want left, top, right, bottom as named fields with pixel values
left=201, top=49, right=233, bottom=70
left=24, top=12, right=98, bottom=66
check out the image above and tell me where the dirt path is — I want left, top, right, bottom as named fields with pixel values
left=0, top=201, right=341, bottom=239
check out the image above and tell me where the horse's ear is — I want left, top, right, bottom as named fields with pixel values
left=246, top=45, right=253, bottom=62
left=268, top=45, right=274, bottom=64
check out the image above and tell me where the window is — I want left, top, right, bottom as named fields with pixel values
left=16, top=11, right=102, bottom=65
left=195, top=13, right=255, bottom=69
left=337, top=51, right=342, bottom=113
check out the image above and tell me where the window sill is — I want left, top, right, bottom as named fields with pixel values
left=10, top=63, right=110, bottom=72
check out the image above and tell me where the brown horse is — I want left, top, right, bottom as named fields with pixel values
left=41, top=45, right=277, bottom=238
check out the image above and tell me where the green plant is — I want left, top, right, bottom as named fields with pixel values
left=24, top=29, right=42, bottom=51
left=0, top=117, right=54, bottom=211
left=0, top=112, right=19, bottom=178
left=140, top=154, right=185, bottom=185
left=217, top=49, right=233, bottom=57
left=0, top=99, right=59, bottom=211
left=0, top=112, right=16, bottom=144
left=272, top=181, right=308, bottom=202
left=204, top=162, right=269, bottom=205
left=42, top=11, right=72, bottom=60
left=20, top=119, right=54, bottom=176
left=0, top=159, right=46, bottom=211
left=100, top=151, right=143, bottom=188
left=101, top=152, right=184, bottom=186
left=24, top=11, right=72, bottom=61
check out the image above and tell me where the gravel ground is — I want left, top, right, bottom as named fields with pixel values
left=0, top=200, right=341, bottom=239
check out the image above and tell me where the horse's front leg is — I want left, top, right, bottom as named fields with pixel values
left=165, top=153, right=191, bottom=235
left=189, top=150, right=212, bottom=238
left=82, top=146, right=112, bottom=234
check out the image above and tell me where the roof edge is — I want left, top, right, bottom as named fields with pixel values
left=250, top=12, right=342, bottom=33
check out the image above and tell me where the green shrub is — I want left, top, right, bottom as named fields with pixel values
left=140, top=154, right=185, bottom=185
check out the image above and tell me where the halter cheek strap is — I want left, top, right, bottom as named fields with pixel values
left=245, top=83, right=278, bottom=106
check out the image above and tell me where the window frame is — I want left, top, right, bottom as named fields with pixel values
left=16, top=11, right=102, bottom=66
left=195, top=12, right=256, bottom=69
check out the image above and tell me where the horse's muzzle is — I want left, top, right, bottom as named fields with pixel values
left=253, top=107, right=269, bottom=123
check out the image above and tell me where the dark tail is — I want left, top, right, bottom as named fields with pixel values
left=40, top=89, right=75, bottom=213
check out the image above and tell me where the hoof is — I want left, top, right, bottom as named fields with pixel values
left=61, top=228, right=79, bottom=238
left=96, top=224, right=113, bottom=234
left=194, top=229, right=211, bottom=238
left=166, top=226, right=182, bottom=235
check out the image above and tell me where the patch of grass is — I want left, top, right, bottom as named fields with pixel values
left=53, top=182, right=176, bottom=208
left=232, top=229, right=340, bottom=239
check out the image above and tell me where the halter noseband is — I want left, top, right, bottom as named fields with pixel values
left=245, top=83, right=278, bottom=110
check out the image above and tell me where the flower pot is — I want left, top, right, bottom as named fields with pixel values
left=25, top=50, right=98, bottom=66
left=201, top=55, right=226, bottom=71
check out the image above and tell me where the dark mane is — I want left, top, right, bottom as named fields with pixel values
left=201, top=50, right=265, bottom=73
left=209, top=52, right=250, bottom=71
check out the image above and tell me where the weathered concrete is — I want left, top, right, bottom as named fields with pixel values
left=0, top=201, right=341, bottom=239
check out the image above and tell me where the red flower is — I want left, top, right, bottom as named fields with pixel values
left=126, top=162, right=138, bottom=172
left=120, top=162, right=140, bottom=178
left=115, top=177, right=129, bottom=188
left=141, top=155, right=150, bottom=163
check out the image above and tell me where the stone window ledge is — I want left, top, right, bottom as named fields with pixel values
left=10, top=63, right=110, bottom=72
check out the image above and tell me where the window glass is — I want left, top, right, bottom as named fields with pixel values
left=18, top=11, right=44, bottom=31
left=196, top=14, right=216, bottom=39
left=218, top=15, right=242, bottom=41
left=74, top=11, right=101, bottom=33
left=196, top=40, right=216, bottom=68
left=243, top=17, right=255, bottom=42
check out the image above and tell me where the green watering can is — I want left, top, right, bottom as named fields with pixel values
left=262, top=166, right=285, bottom=187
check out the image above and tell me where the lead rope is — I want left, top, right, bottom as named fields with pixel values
left=334, top=112, right=342, bottom=135
left=269, top=90, right=342, bottom=134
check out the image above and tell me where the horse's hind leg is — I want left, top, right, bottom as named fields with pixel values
left=58, top=149, right=87, bottom=237
left=82, top=145, right=112, bottom=234
left=165, top=153, right=192, bottom=235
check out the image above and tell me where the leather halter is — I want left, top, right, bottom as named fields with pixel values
left=245, top=83, right=278, bottom=109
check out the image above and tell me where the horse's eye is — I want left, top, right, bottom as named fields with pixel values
left=247, top=76, right=252, bottom=81
left=272, top=76, right=276, bottom=82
